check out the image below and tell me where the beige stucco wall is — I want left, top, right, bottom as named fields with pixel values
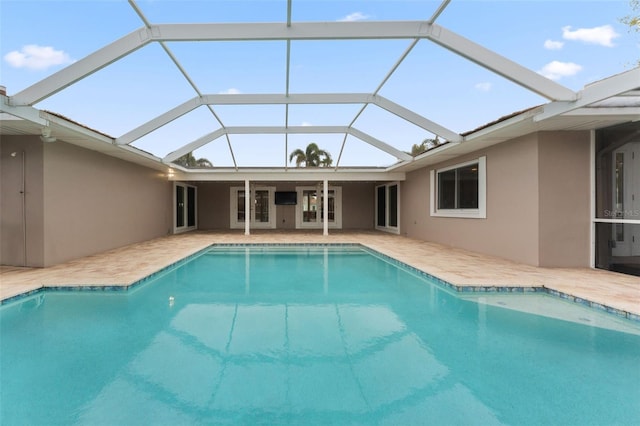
left=196, top=181, right=375, bottom=230
left=0, top=136, right=45, bottom=267
left=2, top=130, right=592, bottom=268
left=402, top=131, right=592, bottom=267
left=197, top=182, right=231, bottom=229
left=538, top=131, right=591, bottom=267
left=341, top=182, right=375, bottom=229
left=403, top=134, right=541, bottom=265
left=41, top=141, right=172, bottom=266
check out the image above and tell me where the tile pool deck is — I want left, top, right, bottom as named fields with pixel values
left=1, top=231, right=639, bottom=319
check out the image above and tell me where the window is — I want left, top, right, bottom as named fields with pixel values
left=430, top=157, right=486, bottom=218
left=376, top=182, right=400, bottom=233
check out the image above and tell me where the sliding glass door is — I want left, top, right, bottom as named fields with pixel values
left=376, top=182, right=399, bottom=233
left=175, top=183, right=197, bottom=233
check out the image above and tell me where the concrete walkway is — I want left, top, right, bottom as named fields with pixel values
left=2, top=231, right=639, bottom=319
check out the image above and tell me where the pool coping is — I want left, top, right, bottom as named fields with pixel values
left=2, top=242, right=638, bottom=323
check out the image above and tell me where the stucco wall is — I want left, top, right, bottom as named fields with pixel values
left=196, top=181, right=375, bottom=230
left=42, top=141, right=172, bottom=266
left=0, top=136, right=45, bottom=267
left=538, top=131, right=591, bottom=267
left=197, top=182, right=231, bottom=229
left=341, top=182, right=375, bottom=229
left=402, top=131, right=592, bottom=267
left=402, top=134, right=541, bottom=265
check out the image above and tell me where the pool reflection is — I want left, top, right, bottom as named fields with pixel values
left=77, top=302, right=505, bottom=424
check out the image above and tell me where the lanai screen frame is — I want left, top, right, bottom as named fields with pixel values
left=5, top=0, right=583, bottom=172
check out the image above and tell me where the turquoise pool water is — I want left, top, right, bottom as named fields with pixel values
left=1, top=245, right=639, bottom=425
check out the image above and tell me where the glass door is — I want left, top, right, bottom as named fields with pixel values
left=230, top=186, right=276, bottom=229
left=611, top=143, right=640, bottom=256
left=376, top=183, right=399, bottom=233
left=174, top=183, right=197, bottom=233
left=296, top=185, right=341, bottom=228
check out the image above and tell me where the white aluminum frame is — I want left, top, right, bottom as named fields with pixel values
left=2, top=0, right=638, bottom=178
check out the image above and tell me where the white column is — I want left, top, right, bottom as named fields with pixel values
left=323, top=179, right=329, bottom=236
left=244, top=179, right=250, bottom=236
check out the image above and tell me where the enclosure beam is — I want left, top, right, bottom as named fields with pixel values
left=426, top=24, right=576, bottom=101
left=533, top=67, right=640, bottom=122
left=11, top=28, right=153, bottom=106
left=118, top=97, right=203, bottom=145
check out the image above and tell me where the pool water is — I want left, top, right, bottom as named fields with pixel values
left=1, top=245, right=639, bottom=425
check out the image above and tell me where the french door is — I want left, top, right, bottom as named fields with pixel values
left=230, top=186, right=276, bottom=229
left=295, top=185, right=342, bottom=229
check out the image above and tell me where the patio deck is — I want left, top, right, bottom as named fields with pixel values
left=1, top=231, right=639, bottom=319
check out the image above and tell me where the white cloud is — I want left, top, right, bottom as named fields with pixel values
left=538, top=61, right=583, bottom=80
left=219, top=88, right=241, bottom=94
left=300, top=121, right=312, bottom=126
left=544, top=39, right=564, bottom=50
left=338, top=12, right=370, bottom=22
left=562, top=25, right=620, bottom=47
left=474, top=82, right=492, bottom=92
left=3, top=44, right=74, bottom=70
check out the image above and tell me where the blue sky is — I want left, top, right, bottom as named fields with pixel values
left=1, top=0, right=638, bottom=167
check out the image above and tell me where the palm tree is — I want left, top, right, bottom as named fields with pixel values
left=289, top=142, right=333, bottom=167
left=410, top=137, right=440, bottom=156
left=173, top=152, right=213, bottom=168
left=319, top=151, right=333, bottom=167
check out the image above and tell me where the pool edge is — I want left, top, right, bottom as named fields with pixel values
left=2, top=242, right=638, bottom=323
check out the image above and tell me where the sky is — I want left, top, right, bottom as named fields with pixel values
left=1, top=0, right=638, bottom=168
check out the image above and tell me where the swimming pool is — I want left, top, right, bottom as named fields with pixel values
left=1, top=245, right=639, bottom=425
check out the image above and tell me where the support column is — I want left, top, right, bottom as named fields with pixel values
left=244, top=179, right=250, bottom=236
left=323, top=179, right=329, bottom=236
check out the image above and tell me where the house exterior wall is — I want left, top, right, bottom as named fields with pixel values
left=196, top=181, right=375, bottom=230
left=197, top=182, right=231, bottom=229
left=0, top=136, right=45, bottom=267
left=401, top=131, right=592, bottom=267
left=273, top=183, right=298, bottom=229
left=402, top=134, right=541, bottom=265
left=41, top=141, right=172, bottom=266
left=341, top=182, right=375, bottom=229
left=537, top=131, right=591, bottom=267
left=1, top=131, right=592, bottom=269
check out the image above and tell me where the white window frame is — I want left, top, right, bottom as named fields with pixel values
left=295, top=185, right=342, bottom=229
left=375, top=182, right=400, bottom=234
left=174, top=182, right=197, bottom=234
left=230, top=186, right=276, bottom=229
left=430, top=156, right=486, bottom=219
